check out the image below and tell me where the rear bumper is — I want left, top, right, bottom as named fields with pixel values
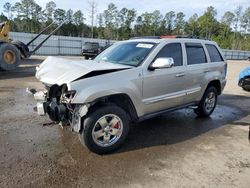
left=82, top=52, right=97, bottom=56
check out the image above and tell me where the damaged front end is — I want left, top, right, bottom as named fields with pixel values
left=28, top=84, right=88, bottom=132
left=30, top=56, right=132, bottom=133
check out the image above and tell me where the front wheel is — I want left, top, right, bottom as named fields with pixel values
left=194, top=87, right=218, bottom=117
left=0, top=43, right=20, bottom=71
left=79, top=105, right=130, bottom=154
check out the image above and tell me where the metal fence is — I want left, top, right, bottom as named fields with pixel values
left=222, top=49, right=250, bottom=60
left=9, top=32, right=250, bottom=60
left=9, top=32, right=115, bottom=56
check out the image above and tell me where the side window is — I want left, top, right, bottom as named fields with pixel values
left=155, top=43, right=183, bottom=66
left=185, top=43, right=207, bottom=65
left=205, top=44, right=224, bottom=62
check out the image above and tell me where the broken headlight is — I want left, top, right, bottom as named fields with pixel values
left=61, top=90, right=76, bottom=102
left=64, top=90, right=76, bottom=99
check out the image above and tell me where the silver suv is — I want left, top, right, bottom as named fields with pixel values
left=32, top=36, right=227, bottom=154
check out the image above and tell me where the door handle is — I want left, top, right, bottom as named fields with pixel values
left=204, top=69, right=211, bottom=73
left=176, top=73, right=185, bottom=77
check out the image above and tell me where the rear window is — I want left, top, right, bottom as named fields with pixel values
left=185, top=43, right=207, bottom=65
left=205, top=44, right=223, bottom=62
left=85, top=42, right=99, bottom=48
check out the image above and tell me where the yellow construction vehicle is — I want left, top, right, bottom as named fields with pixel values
left=0, top=21, right=10, bottom=41
left=0, top=21, right=65, bottom=71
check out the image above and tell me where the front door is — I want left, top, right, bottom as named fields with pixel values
left=142, top=42, right=187, bottom=115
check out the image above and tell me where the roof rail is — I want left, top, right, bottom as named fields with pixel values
left=130, top=36, right=161, bottom=40
left=130, top=35, right=210, bottom=40
left=161, top=35, right=192, bottom=38
left=161, top=35, right=210, bottom=40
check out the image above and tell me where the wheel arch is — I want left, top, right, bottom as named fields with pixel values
left=11, top=40, right=29, bottom=58
left=206, top=80, right=222, bottom=95
left=88, top=93, right=139, bottom=122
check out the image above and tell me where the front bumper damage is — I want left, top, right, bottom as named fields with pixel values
left=27, top=88, right=88, bottom=132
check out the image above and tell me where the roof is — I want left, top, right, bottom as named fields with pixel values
left=127, top=36, right=216, bottom=45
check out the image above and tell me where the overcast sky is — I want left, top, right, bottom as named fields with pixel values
left=1, top=0, right=250, bottom=24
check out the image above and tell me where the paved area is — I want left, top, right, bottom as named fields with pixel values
left=0, top=57, right=250, bottom=188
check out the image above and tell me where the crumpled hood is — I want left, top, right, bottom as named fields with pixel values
left=36, top=56, right=132, bottom=85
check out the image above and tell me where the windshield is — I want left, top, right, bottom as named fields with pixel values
left=95, top=42, right=156, bottom=66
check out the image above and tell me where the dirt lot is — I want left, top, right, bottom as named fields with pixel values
left=0, top=57, right=250, bottom=188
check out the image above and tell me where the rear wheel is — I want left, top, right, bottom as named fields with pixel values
left=79, top=105, right=130, bottom=154
left=0, top=43, right=20, bottom=71
left=194, top=86, right=218, bottom=117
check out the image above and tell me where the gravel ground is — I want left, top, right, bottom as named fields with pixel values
left=0, top=57, right=250, bottom=188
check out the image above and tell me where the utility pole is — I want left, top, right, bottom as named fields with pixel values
left=88, top=1, right=97, bottom=38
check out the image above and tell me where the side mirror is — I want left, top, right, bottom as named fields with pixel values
left=149, top=57, right=174, bottom=70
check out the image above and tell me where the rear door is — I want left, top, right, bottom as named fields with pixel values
left=183, top=42, right=209, bottom=104
left=205, top=43, right=226, bottom=79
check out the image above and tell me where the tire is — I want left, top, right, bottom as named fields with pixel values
left=242, top=86, right=250, bottom=92
left=85, top=55, right=89, bottom=60
left=194, top=86, right=218, bottom=117
left=79, top=104, right=130, bottom=154
left=0, top=43, right=21, bottom=71
left=241, top=77, right=250, bottom=91
left=11, top=40, right=29, bottom=58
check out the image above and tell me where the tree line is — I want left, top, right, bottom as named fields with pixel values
left=1, top=0, right=250, bottom=50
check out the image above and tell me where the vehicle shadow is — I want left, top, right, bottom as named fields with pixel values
left=116, top=94, right=250, bottom=154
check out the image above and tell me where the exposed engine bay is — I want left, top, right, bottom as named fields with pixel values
left=30, top=84, right=88, bottom=132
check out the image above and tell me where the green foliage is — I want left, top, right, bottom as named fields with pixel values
left=3, top=2, right=13, bottom=19
left=1, top=1, right=250, bottom=50
left=185, top=13, right=198, bottom=36
left=174, top=12, right=185, bottom=35
left=1, top=0, right=90, bottom=37
left=45, top=1, right=56, bottom=21
left=165, top=11, right=175, bottom=34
